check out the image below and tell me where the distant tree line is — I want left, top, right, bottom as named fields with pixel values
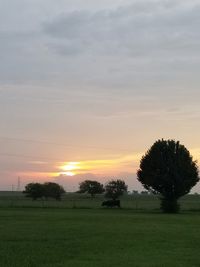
left=78, top=179, right=128, bottom=200
left=23, top=179, right=128, bottom=204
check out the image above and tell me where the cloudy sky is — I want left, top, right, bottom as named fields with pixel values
left=0, top=0, right=200, bottom=191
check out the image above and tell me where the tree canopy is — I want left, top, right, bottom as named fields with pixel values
left=78, top=180, right=104, bottom=197
left=137, top=139, right=199, bottom=213
left=104, top=179, right=128, bottom=200
left=23, top=182, right=65, bottom=200
left=43, top=182, right=65, bottom=200
left=23, top=183, right=44, bottom=200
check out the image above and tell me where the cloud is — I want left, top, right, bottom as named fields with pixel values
left=43, top=1, right=200, bottom=59
left=1, top=0, right=200, bottom=88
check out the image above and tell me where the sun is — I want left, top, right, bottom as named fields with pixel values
left=64, top=171, right=75, bottom=176
left=60, top=162, right=80, bottom=176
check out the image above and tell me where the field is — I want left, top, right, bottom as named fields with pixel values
left=0, top=193, right=200, bottom=267
left=0, top=208, right=200, bottom=267
left=1, top=192, right=200, bottom=211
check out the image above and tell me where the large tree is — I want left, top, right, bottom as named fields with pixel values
left=137, top=139, right=199, bottom=213
left=23, top=182, right=65, bottom=201
left=105, top=179, right=128, bottom=200
left=43, top=182, right=65, bottom=200
left=23, top=183, right=44, bottom=200
left=78, top=180, right=104, bottom=198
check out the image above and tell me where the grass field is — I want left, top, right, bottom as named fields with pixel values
left=0, top=208, right=200, bottom=267
left=0, top=192, right=200, bottom=211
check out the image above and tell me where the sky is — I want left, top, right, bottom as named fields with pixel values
left=0, top=0, right=200, bottom=192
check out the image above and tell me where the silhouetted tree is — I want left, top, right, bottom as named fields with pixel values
left=23, top=183, right=44, bottom=200
left=78, top=180, right=104, bottom=198
left=105, top=179, right=128, bottom=200
left=137, top=139, right=199, bottom=213
left=23, top=182, right=65, bottom=201
left=43, top=182, right=65, bottom=200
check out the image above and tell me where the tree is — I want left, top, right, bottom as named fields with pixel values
left=43, top=182, right=65, bottom=200
left=104, top=179, right=128, bottom=200
left=78, top=180, right=104, bottom=198
left=23, top=183, right=44, bottom=200
left=137, top=139, right=199, bottom=213
left=23, top=182, right=65, bottom=201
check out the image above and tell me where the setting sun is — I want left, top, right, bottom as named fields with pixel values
left=60, top=162, right=80, bottom=176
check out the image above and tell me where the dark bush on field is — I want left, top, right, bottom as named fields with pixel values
left=23, top=182, right=65, bottom=200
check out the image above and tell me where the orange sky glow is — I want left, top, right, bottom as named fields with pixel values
left=16, top=153, right=143, bottom=178
left=13, top=148, right=200, bottom=192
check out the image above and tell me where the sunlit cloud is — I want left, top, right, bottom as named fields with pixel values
left=17, top=171, right=56, bottom=178
left=57, top=153, right=143, bottom=177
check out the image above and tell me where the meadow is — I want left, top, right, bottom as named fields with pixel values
left=1, top=192, right=200, bottom=211
left=0, top=207, right=200, bottom=267
left=0, top=193, right=200, bottom=266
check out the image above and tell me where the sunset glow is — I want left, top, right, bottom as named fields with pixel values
left=60, top=162, right=80, bottom=176
left=57, top=153, right=142, bottom=177
left=16, top=150, right=200, bottom=187
left=63, top=171, right=75, bottom=176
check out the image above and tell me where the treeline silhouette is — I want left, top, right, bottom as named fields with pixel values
left=23, top=139, right=199, bottom=213
left=23, top=179, right=128, bottom=205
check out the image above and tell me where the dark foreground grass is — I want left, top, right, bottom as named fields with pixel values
left=0, top=208, right=200, bottom=267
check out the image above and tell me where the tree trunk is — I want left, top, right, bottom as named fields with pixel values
left=160, top=197, right=180, bottom=213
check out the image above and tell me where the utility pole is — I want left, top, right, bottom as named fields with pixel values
left=17, top=177, right=21, bottom=192
left=11, top=184, right=14, bottom=207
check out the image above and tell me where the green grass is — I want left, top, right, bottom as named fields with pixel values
left=0, top=208, right=200, bottom=267
left=0, top=192, right=200, bottom=211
